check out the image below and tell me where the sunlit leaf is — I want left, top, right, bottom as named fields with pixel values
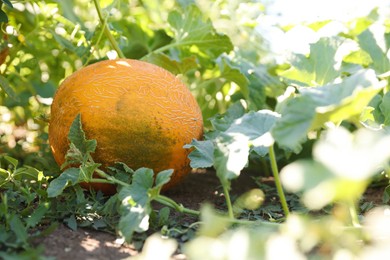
left=118, top=168, right=155, bottom=241
left=272, top=95, right=316, bottom=153
left=379, top=91, right=390, bottom=126
left=214, top=133, right=249, bottom=186
left=273, top=69, right=385, bottom=152
left=314, top=127, right=390, bottom=180
left=281, top=127, right=390, bottom=209
left=144, top=53, right=198, bottom=75
left=226, top=110, right=280, bottom=156
left=197, top=204, right=231, bottom=237
left=358, top=26, right=390, bottom=74
left=281, top=37, right=343, bottom=86
left=167, top=5, right=233, bottom=57
left=216, top=57, right=249, bottom=98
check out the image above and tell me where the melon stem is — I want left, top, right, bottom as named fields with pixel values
left=93, top=0, right=125, bottom=59
left=269, top=145, right=290, bottom=217
left=155, top=195, right=200, bottom=217
left=95, top=169, right=130, bottom=187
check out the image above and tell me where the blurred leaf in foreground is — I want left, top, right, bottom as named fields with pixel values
left=281, top=127, right=390, bottom=209
left=272, top=69, right=385, bottom=152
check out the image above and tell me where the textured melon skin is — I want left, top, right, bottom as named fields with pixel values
left=49, top=59, right=204, bottom=194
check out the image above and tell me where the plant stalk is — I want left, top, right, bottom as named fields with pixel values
left=155, top=195, right=200, bottom=217
left=93, top=0, right=125, bottom=58
left=348, top=200, right=361, bottom=228
left=94, top=169, right=130, bottom=187
left=269, top=145, right=290, bottom=217
left=222, top=184, right=234, bottom=219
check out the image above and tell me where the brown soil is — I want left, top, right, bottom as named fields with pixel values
left=37, top=169, right=258, bottom=260
left=35, top=169, right=386, bottom=260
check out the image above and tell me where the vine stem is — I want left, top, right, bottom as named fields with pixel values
left=348, top=200, right=361, bottom=228
left=92, top=0, right=125, bottom=59
left=94, top=169, right=130, bottom=187
left=155, top=195, right=200, bottom=217
left=269, top=145, right=290, bottom=217
left=222, top=184, right=234, bottom=219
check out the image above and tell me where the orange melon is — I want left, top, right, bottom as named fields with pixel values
left=49, top=59, right=203, bottom=194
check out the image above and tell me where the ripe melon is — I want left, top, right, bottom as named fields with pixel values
left=49, top=59, right=204, bottom=194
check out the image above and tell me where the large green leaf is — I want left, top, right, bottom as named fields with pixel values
left=118, top=168, right=154, bottom=241
left=281, top=127, right=390, bottom=209
left=358, top=27, right=390, bottom=74
left=379, top=91, right=390, bottom=125
left=214, top=133, right=250, bottom=186
left=272, top=69, right=385, bottom=152
left=225, top=110, right=280, bottom=156
left=167, top=5, right=233, bottom=57
left=281, top=37, right=343, bottom=86
left=144, top=53, right=198, bottom=75
left=271, top=95, right=317, bottom=153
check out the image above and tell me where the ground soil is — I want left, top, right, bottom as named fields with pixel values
left=35, top=169, right=385, bottom=260
left=36, top=169, right=259, bottom=260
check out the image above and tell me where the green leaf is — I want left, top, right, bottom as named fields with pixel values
left=167, top=5, right=233, bottom=57
left=66, top=214, right=78, bottom=231
left=379, top=91, right=390, bottom=125
left=281, top=127, right=390, bottom=209
left=119, top=207, right=150, bottom=241
left=26, top=202, right=50, bottom=228
left=197, top=204, right=231, bottom=237
left=2, top=0, right=13, bottom=8
left=308, top=69, right=384, bottom=128
left=214, top=133, right=250, bottom=186
left=0, top=75, right=20, bottom=102
left=118, top=168, right=154, bottom=207
left=154, top=169, right=173, bottom=189
left=118, top=168, right=155, bottom=241
left=184, top=139, right=214, bottom=168
left=225, top=110, right=280, bottom=156
left=209, top=101, right=246, bottom=132
left=68, top=114, right=97, bottom=156
left=216, top=57, right=249, bottom=98
left=144, top=53, right=198, bottom=75
left=62, top=143, right=83, bottom=169
left=281, top=37, right=343, bottom=86
left=3, top=155, right=18, bottom=169
left=358, top=27, right=390, bottom=74
left=47, top=168, right=80, bottom=197
left=272, top=95, right=316, bottom=153
left=0, top=8, right=8, bottom=23
left=131, top=168, right=154, bottom=191
left=50, top=29, right=76, bottom=51
left=78, top=163, right=100, bottom=182
left=10, top=214, right=28, bottom=244
left=313, top=127, right=390, bottom=180
left=272, top=69, right=385, bottom=152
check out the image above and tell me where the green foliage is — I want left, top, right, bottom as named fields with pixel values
left=2, top=0, right=390, bottom=259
